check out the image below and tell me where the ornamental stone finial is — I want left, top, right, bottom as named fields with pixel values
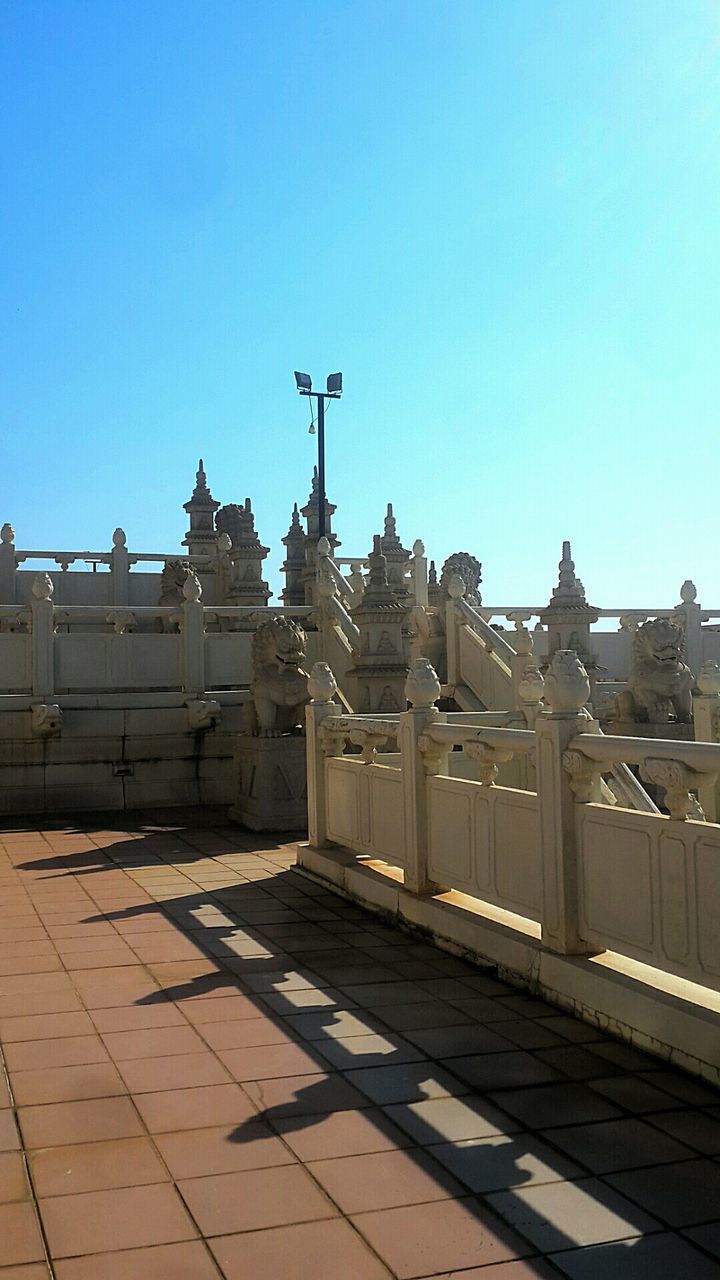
left=112, top=528, right=127, bottom=548
left=308, top=661, right=338, bottom=703
left=182, top=570, right=202, bottom=602
left=32, top=572, right=54, bottom=601
left=680, top=580, right=697, bottom=604
left=447, top=574, right=465, bottom=600
left=518, top=662, right=545, bottom=705
left=1, top=522, right=15, bottom=545
left=412, top=539, right=425, bottom=557
left=216, top=531, right=232, bottom=553
left=698, top=661, right=720, bottom=697
left=317, top=536, right=331, bottom=557
left=405, top=657, right=441, bottom=709
left=544, top=650, right=590, bottom=715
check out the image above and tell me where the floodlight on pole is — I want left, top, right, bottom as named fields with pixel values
left=294, top=370, right=343, bottom=542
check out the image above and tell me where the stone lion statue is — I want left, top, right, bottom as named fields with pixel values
left=614, top=617, right=693, bottom=724
left=248, top=616, right=310, bottom=736
left=159, top=560, right=193, bottom=607
left=440, top=552, right=482, bottom=605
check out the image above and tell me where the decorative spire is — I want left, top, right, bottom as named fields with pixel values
left=384, top=503, right=397, bottom=539
left=182, top=458, right=219, bottom=551
left=355, top=534, right=402, bottom=608
left=548, top=540, right=587, bottom=607
left=192, top=458, right=213, bottom=501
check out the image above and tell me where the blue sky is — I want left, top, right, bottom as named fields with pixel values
left=1, top=0, right=719, bottom=607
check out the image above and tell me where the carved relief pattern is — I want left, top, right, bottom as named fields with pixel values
left=639, top=757, right=707, bottom=821
left=562, top=749, right=601, bottom=803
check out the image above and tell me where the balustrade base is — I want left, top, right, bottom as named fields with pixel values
left=229, top=733, right=308, bottom=832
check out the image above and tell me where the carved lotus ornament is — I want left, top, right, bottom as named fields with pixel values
left=31, top=572, right=54, bottom=601
left=182, top=571, right=202, bottom=602
left=405, top=658, right=441, bottom=709
left=544, top=650, right=590, bottom=715
left=307, top=661, right=338, bottom=704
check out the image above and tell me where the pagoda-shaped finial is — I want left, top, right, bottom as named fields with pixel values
left=291, top=502, right=301, bottom=528
left=549, top=540, right=587, bottom=606
left=384, top=503, right=396, bottom=538
left=379, top=502, right=411, bottom=597
left=183, top=457, right=219, bottom=553
left=300, top=467, right=339, bottom=549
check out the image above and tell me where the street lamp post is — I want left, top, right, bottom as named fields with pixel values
left=294, top=372, right=342, bottom=541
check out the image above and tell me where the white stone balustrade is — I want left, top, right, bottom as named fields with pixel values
left=302, top=654, right=720, bottom=1010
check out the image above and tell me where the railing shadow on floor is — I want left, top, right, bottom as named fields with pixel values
left=10, top=809, right=720, bottom=1274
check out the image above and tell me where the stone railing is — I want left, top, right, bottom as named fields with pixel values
left=303, top=652, right=720, bottom=1002
left=0, top=573, right=316, bottom=702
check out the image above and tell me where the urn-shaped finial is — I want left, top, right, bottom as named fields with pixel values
left=680, top=580, right=697, bottom=604
left=405, top=657, right=441, bottom=709
left=698, top=660, right=720, bottom=697
left=182, top=570, right=202, bottom=602
left=447, top=574, right=465, bottom=601
left=112, top=528, right=127, bottom=548
left=544, top=650, right=590, bottom=715
left=518, top=662, right=545, bottom=705
left=1, top=522, right=16, bottom=545
left=317, top=536, right=331, bottom=558
left=307, top=661, right=338, bottom=704
left=32, top=572, right=54, bottom=601
left=216, top=532, right=232, bottom=554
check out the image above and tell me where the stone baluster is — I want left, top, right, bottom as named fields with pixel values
left=400, top=658, right=448, bottom=895
left=305, top=662, right=342, bottom=848
left=181, top=571, right=205, bottom=698
left=675, top=580, right=702, bottom=678
left=693, top=661, right=720, bottom=820
left=410, top=540, right=428, bottom=608
left=535, top=650, right=596, bottom=955
left=0, top=523, right=16, bottom=604
left=110, top=528, right=130, bottom=606
left=445, top=574, right=465, bottom=690
left=30, top=573, right=55, bottom=701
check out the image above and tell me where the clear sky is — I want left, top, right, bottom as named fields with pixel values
left=2, top=0, right=719, bottom=607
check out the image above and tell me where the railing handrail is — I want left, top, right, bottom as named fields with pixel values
left=456, top=599, right=516, bottom=667
left=425, top=722, right=535, bottom=753
left=571, top=731, right=720, bottom=774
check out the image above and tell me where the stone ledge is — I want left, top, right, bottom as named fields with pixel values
left=296, top=841, right=720, bottom=1086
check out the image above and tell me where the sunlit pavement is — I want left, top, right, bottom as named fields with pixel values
left=1, top=809, right=720, bottom=1280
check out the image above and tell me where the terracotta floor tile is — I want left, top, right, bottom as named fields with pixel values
left=487, top=1178, right=659, bottom=1251
left=0, top=972, right=72, bottom=996
left=39, top=1182, right=197, bottom=1257
left=606, top=1158, right=720, bottom=1228
left=62, top=948, right=140, bottom=970
left=0, top=1151, right=30, bottom=1203
left=198, top=1016, right=296, bottom=1051
left=18, top=1096, right=144, bottom=1149
left=429, top=1132, right=582, bottom=1193
left=0, top=1202, right=45, bottom=1267
left=53, top=1240, right=222, bottom=1280
left=351, top=1196, right=529, bottom=1277
left=118, top=1051, right=231, bottom=1093
left=177, top=1163, right=336, bottom=1236
left=101, top=1024, right=207, bottom=1061
left=89, top=1002, right=185, bottom=1032
left=649, top=1108, right=720, bottom=1154
left=550, top=1231, right=720, bottom=1280
left=0, top=990, right=82, bottom=1019
left=243, top=1071, right=371, bottom=1118
left=0, top=1011, right=95, bottom=1042
left=0, top=956, right=63, bottom=976
left=543, top=1117, right=696, bottom=1173
left=154, top=1121, right=294, bottom=1178
left=0, top=1265, right=51, bottom=1280
left=4, top=1036, right=110, bottom=1072
left=345, top=1062, right=464, bottom=1106
left=0, top=1109, right=21, bottom=1151
left=134, top=1083, right=258, bottom=1133
left=489, top=1083, right=622, bottom=1129
left=177, top=994, right=264, bottom=1023
left=209, top=1217, right=393, bottom=1280
left=0, top=1073, right=9, bottom=1107
left=218, top=1042, right=326, bottom=1081
left=276, top=1106, right=412, bottom=1161
left=383, top=1095, right=520, bottom=1145
left=10, top=1062, right=127, bottom=1106
left=30, top=1136, right=170, bottom=1197
left=308, top=1147, right=462, bottom=1213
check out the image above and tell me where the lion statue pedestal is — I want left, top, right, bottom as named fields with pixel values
left=229, top=616, right=310, bottom=832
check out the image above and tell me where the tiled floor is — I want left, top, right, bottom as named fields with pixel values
left=1, top=811, right=719, bottom=1279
